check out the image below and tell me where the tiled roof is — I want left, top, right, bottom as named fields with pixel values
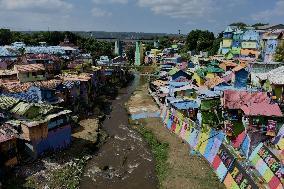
left=224, top=90, right=269, bottom=109
left=15, top=64, right=45, bottom=73
left=232, top=64, right=247, bottom=72
left=61, top=73, right=91, bottom=82
left=0, top=69, right=17, bottom=76
left=151, top=80, right=168, bottom=87
left=205, top=76, right=225, bottom=89
left=219, top=61, right=237, bottom=70
left=241, top=103, right=282, bottom=117
left=33, top=79, right=62, bottom=89
left=0, top=133, right=14, bottom=143
left=1, top=82, right=33, bottom=93
left=1, top=79, right=62, bottom=93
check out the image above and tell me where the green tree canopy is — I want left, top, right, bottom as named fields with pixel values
left=252, top=23, right=269, bottom=28
left=229, top=22, right=247, bottom=28
left=275, top=41, right=284, bottom=62
left=185, top=30, right=215, bottom=52
left=0, top=29, right=114, bottom=59
left=125, top=46, right=135, bottom=64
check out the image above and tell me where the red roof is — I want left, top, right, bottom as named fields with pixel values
left=241, top=103, right=282, bottom=117
left=0, top=133, right=14, bottom=143
left=15, top=64, right=45, bottom=73
left=224, top=90, right=269, bottom=109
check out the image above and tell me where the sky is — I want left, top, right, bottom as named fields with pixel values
left=0, top=0, right=283, bottom=34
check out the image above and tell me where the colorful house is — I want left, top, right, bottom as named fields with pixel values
left=14, top=64, right=46, bottom=83
left=135, top=41, right=144, bottom=66
left=0, top=132, right=18, bottom=169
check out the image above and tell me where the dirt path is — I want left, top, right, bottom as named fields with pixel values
left=80, top=75, right=158, bottom=189
left=128, top=85, right=225, bottom=189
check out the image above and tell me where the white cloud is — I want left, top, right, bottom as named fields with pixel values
left=92, top=7, right=112, bottom=17
left=252, top=0, right=284, bottom=21
left=0, top=0, right=73, bottom=12
left=136, top=0, right=243, bottom=19
left=91, top=0, right=128, bottom=17
left=92, top=0, right=128, bottom=4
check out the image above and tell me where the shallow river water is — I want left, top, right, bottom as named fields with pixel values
left=80, top=74, right=158, bottom=189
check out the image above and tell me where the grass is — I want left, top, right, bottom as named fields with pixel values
left=136, top=126, right=169, bottom=184
left=47, top=155, right=90, bottom=189
left=231, top=120, right=245, bottom=137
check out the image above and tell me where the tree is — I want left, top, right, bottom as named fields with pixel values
left=229, top=22, right=247, bottom=28
left=252, top=23, right=269, bottom=28
left=186, top=30, right=200, bottom=51
left=125, top=46, right=135, bottom=64
left=274, top=41, right=284, bottom=62
left=145, top=42, right=154, bottom=51
left=185, top=30, right=215, bottom=52
left=209, top=32, right=223, bottom=56
left=0, top=29, right=12, bottom=45
left=159, top=36, right=172, bottom=50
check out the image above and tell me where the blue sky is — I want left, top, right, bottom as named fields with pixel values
left=0, top=0, right=283, bottom=34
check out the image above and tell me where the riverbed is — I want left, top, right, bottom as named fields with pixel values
left=80, top=74, right=158, bottom=189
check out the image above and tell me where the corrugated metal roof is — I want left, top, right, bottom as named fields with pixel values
left=15, top=64, right=45, bottom=73
left=171, top=100, right=199, bottom=110
left=205, top=76, right=225, bottom=89
left=0, top=96, right=19, bottom=110
left=241, top=103, right=282, bottom=117
left=224, top=90, right=269, bottom=109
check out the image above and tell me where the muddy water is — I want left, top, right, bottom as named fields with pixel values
left=80, top=74, right=158, bottom=189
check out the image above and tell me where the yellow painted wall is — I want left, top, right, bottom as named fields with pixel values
left=193, top=73, right=205, bottom=86
left=223, top=39, right=233, bottom=48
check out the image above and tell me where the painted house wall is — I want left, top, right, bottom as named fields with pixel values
left=231, top=47, right=241, bottom=55
left=242, top=30, right=259, bottom=41
left=221, top=48, right=230, bottom=55
left=0, top=138, right=18, bottom=167
left=232, top=41, right=241, bottom=48
left=33, top=125, right=71, bottom=157
left=48, top=115, right=69, bottom=130
left=222, top=39, right=233, bottom=48
left=17, top=72, right=46, bottom=83
left=234, top=69, right=249, bottom=88
left=135, top=41, right=143, bottom=66
left=241, top=41, right=257, bottom=49
left=193, top=73, right=205, bottom=86
left=240, top=49, right=258, bottom=56
left=0, top=62, right=7, bottom=69
left=21, top=123, right=48, bottom=142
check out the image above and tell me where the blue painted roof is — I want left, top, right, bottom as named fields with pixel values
left=213, top=85, right=258, bottom=92
left=198, top=89, right=220, bottom=98
left=171, top=100, right=199, bottom=110
left=169, top=81, right=190, bottom=87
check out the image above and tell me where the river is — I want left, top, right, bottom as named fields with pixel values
left=80, top=74, right=158, bottom=189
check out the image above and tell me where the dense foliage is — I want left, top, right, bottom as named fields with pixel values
left=185, top=30, right=216, bottom=53
left=125, top=46, right=135, bottom=64
left=275, top=41, right=284, bottom=62
left=0, top=29, right=114, bottom=58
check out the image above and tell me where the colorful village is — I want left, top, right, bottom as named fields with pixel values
left=140, top=24, right=284, bottom=189
left=0, top=36, right=133, bottom=186
left=0, top=24, right=283, bottom=189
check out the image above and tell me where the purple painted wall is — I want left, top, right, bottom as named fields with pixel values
left=33, top=124, right=71, bottom=156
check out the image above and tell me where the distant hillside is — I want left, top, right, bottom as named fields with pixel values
left=18, top=31, right=181, bottom=40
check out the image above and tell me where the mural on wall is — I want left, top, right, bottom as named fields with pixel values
left=249, top=143, right=283, bottom=189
